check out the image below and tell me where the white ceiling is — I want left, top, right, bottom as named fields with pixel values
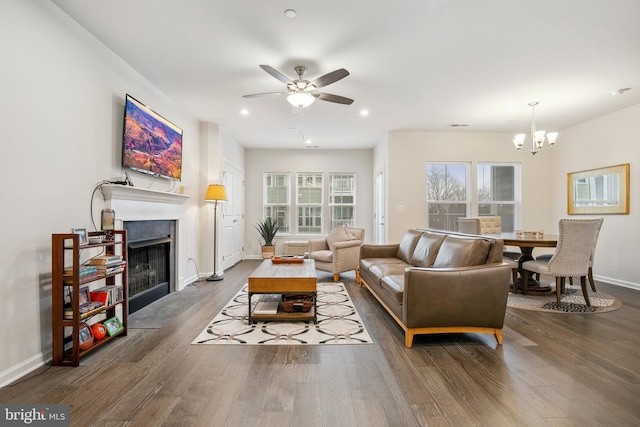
left=50, top=0, right=640, bottom=150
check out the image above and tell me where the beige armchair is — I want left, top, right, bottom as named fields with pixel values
left=308, top=226, right=365, bottom=282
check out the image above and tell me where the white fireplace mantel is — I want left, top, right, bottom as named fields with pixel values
left=101, top=184, right=191, bottom=222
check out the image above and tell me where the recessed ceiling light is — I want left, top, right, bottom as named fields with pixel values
left=305, top=139, right=312, bottom=144
left=284, top=9, right=296, bottom=18
left=240, top=109, right=249, bottom=115
left=610, top=87, right=631, bottom=96
left=360, top=109, right=370, bottom=117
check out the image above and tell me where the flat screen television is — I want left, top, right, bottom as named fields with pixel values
left=121, top=94, right=183, bottom=181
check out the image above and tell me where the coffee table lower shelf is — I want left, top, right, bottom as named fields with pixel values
left=248, top=292, right=317, bottom=324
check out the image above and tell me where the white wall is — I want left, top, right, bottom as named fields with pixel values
left=384, top=131, right=555, bottom=241
left=0, top=0, right=203, bottom=386
left=548, top=103, right=640, bottom=288
left=244, top=149, right=373, bottom=256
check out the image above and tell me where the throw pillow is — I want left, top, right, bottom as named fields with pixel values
left=326, top=225, right=351, bottom=250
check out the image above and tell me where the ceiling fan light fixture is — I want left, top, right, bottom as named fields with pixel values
left=287, top=92, right=315, bottom=108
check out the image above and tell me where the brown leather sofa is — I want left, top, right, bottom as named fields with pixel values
left=359, top=229, right=511, bottom=347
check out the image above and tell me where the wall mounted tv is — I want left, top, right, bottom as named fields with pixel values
left=122, top=94, right=183, bottom=181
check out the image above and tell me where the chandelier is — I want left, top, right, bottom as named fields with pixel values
left=513, top=101, right=558, bottom=155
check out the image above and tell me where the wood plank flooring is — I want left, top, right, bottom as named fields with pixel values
left=2, top=259, right=639, bottom=426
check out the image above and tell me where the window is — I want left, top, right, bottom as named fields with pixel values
left=426, top=163, right=470, bottom=231
left=263, top=173, right=290, bottom=232
left=329, top=174, right=356, bottom=229
left=297, top=173, right=323, bottom=233
left=477, top=163, right=520, bottom=232
left=262, top=172, right=357, bottom=234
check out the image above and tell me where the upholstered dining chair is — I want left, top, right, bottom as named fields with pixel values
left=521, top=218, right=604, bottom=306
left=534, top=215, right=602, bottom=292
left=308, top=226, right=365, bottom=282
left=457, top=216, right=520, bottom=291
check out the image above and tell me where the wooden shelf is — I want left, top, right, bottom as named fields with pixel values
left=51, top=230, right=128, bottom=367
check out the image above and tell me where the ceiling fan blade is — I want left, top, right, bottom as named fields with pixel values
left=243, top=92, right=285, bottom=98
left=314, top=92, right=354, bottom=105
left=310, top=68, right=349, bottom=89
left=259, top=64, right=292, bottom=85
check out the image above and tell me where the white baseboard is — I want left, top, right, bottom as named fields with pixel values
left=0, top=351, right=49, bottom=388
left=595, top=275, right=640, bottom=292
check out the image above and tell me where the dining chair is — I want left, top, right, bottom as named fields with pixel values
left=521, top=218, right=604, bottom=306
left=534, top=213, right=603, bottom=292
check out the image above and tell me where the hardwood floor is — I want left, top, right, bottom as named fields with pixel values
left=2, top=259, right=639, bottom=426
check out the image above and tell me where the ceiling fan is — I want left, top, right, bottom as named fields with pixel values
left=243, top=65, right=354, bottom=107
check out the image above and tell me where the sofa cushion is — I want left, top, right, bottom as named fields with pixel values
left=381, top=275, right=404, bottom=304
left=432, top=235, right=491, bottom=268
left=410, top=232, right=446, bottom=267
left=369, top=260, right=410, bottom=280
left=396, top=229, right=422, bottom=263
left=326, top=225, right=352, bottom=250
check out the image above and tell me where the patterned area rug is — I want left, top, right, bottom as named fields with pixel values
left=192, top=282, right=373, bottom=345
left=508, top=284, right=621, bottom=314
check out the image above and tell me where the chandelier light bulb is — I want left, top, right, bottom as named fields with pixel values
left=514, top=102, right=558, bottom=154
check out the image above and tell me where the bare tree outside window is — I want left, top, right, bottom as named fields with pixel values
left=426, top=163, right=469, bottom=231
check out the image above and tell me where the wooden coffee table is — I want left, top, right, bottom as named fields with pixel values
left=247, top=259, right=317, bottom=323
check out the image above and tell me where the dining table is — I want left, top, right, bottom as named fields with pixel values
left=485, top=232, right=559, bottom=294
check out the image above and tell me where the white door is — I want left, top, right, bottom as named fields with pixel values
left=222, top=162, right=244, bottom=269
left=374, top=169, right=385, bottom=244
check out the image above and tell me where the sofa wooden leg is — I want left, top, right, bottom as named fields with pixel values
left=333, top=273, right=339, bottom=282
left=494, top=329, right=503, bottom=345
left=405, top=331, right=414, bottom=348
left=355, top=269, right=361, bottom=284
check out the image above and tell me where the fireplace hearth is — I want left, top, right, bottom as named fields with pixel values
left=124, top=220, right=176, bottom=313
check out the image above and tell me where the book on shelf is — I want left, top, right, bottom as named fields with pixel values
left=90, top=289, right=111, bottom=306
left=64, top=265, right=98, bottom=276
left=253, top=294, right=281, bottom=314
left=87, top=255, right=123, bottom=265
left=63, top=301, right=104, bottom=319
left=91, top=285, right=124, bottom=305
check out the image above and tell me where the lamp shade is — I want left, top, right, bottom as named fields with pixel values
left=204, top=184, right=227, bottom=202
left=287, top=92, right=315, bottom=108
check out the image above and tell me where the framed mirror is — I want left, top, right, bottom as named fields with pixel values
left=567, top=163, right=629, bottom=214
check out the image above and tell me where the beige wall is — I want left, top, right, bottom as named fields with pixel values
left=381, top=104, right=640, bottom=289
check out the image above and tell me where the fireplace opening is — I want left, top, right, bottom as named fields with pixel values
left=124, top=220, right=176, bottom=314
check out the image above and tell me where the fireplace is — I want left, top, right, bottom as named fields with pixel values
left=124, top=220, right=176, bottom=313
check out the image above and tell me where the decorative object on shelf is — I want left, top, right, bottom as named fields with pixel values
left=101, top=208, right=115, bottom=241
left=91, top=322, right=107, bottom=340
left=104, top=316, right=124, bottom=336
left=78, top=322, right=94, bottom=350
left=72, top=228, right=89, bottom=245
left=204, top=184, right=228, bottom=281
left=255, top=217, right=281, bottom=259
left=513, top=101, right=558, bottom=154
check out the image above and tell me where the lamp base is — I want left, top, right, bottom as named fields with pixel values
left=206, top=273, right=224, bottom=281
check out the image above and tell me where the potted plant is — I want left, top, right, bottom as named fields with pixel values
left=255, top=217, right=280, bottom=259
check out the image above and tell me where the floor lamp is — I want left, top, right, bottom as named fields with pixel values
left=204, top=184, right=228, bottom=281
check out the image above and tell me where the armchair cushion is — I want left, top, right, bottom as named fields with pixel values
left=326, top=225, right=353, bottom=250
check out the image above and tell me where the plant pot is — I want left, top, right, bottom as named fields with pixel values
left=261, top=245, right=275, bottom=259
